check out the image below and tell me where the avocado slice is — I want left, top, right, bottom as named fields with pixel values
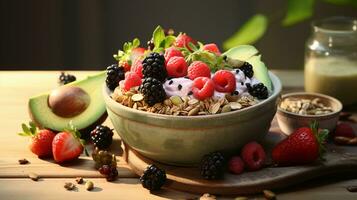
left=28, top=71, right=107, bottom=132
left=223, top=45, right=272, bottom=91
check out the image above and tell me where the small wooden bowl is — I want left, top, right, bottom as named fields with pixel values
left=277, top=92, right=343, bottom=135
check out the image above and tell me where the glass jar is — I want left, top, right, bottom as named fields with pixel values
left=305, top=17, right=357, bottom=106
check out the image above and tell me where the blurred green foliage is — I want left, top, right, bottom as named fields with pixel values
left=223, top=0, right=357, bottom=50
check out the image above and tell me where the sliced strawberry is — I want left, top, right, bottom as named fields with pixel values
left=130, top=47, right=145, bottom=64
left=52, top=125, right=84, bottom=163
left=18, top=122, right=56, bottom=157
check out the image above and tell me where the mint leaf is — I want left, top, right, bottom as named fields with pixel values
left=22, top=123, right=31, bottom=135
left=132, top=38, right=140, bottom=48
left=163, top=36, right=176, bottom=48
left=282, top=0, right=315, bottom=26
left=153, top=25, right=165, bottom=47
left=223, top=14, right=268, bottom=50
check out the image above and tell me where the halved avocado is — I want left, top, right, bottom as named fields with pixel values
left=28, top=71, right=107, bottom=134
left=223, top=45, right=272, bottom=91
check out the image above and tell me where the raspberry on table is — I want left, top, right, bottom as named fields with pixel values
left=192, top=77, right=214, bottom=100
left=228, top=156, right=245, bottom=175
left=166, top=56, right=188, bottom=78
left=187, top=61, right=211, bottom=80
left=123, top=72, right=142, bottom=91
left=212, top=70, right=236, bottom=93
left=241, top=141, right=266, bottom=171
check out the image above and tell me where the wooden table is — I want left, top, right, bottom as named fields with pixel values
left=0, top=70, right=356, bottom=200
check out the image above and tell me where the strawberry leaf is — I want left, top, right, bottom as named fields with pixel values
left=22, top=123, right=31, bottom=134
left=309, top=120, right=329, bottom=158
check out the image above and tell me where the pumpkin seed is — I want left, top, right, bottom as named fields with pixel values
left=131, top=93, right=144, bottom=102
left=229, top=102, right=242, bottom=110
left=170, top=96, right=183, bottom=106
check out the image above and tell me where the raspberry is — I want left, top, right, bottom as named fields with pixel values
left=131, top=59, right=143, bottom=78
left=123, top=72, right=142, bottom=91
left=166, top=56, right=188, bottom=78
left=228, top=156, right=245, bottom=175
left=202, top=43, right=221, bottom=55
left=187, top=61, right=211, bottom=80
left=241, top=142, right=266, bottom=171
left=174, top=33, right=197, bottom=51
left=164, top=47, right=184, bottom=64
left=192, top=77, right=214, bottom=100
left=334, top=123, right=355, bottom=138
left=212, top=70, right=236, bottom=93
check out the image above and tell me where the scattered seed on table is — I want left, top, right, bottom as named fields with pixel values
left=18, top=158, right=29, bottom=165
left=64, top=182, right=76, bottom=191
left=199, top=193, right=216, bottom=200
left=75, top=177, right=84, bottom=184
left=28, top=172, right=39, bottom=181
left=85, top=180, right=94, bottom=191
left=263, top=189, right=276, bottom=200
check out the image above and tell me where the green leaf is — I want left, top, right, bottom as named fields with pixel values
left=223, top=14, right=268, bottom=50
left=153, top=25, right=165, bottom=47
left=22, top=123, right=31, bottom=134
left=282, top=0, right=315, bottom=26
left=132, top=38, right=140, bottom=48
left=322, top=0, right=357, bottom=7
left=163, top=36, right=176, bottom=48
left=18, top=132, right=30, bottom=136
left=123, top=42, right=130, bottom=52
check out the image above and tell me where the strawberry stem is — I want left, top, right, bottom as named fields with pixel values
left=310, top=120, right=329, bottom=158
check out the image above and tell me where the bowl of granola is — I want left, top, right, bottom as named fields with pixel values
left=277, top=92, right=343, bottom=135
left=103, top=26, right=282, bottom=165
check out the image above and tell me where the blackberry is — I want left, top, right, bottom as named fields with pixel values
left=59, top=72, right=76, bottom=85
left=142, top=52, right=167, bottom=82
left=200, top=152, right=226, bottom=180
left=139, top=78, right=166, bottom=106
left=106, top=64, right=125, bottom=90
left=247, top=83, right=268, bottom=99
left=140, top=164, right=166, bottom=191
left=240, top=62, right=254, bottom=78
left=99, top=164, right=118, bottom=182
left=91, top=125, right=114, bottom=149
left=91, top=147, right=117, bottom=169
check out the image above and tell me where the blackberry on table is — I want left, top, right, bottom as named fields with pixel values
left=247, top=83, right=268, bottom=99
left=91, top=125, right=114, bottom=149
left=200, top=152, right=226, bottom=180
left=139, top=77, right=166, bottom=106
left=106, top=64, right=125, bottom=90
left=240, top=62, right=254, bottom=78
left=59, top=72, right=76, bottom=85
left=140, top=164, right=166, bottom=191
left=142, top=52, right=167, bottom=82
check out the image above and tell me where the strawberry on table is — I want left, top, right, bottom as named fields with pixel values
left=272, top=121, right=329, bottom=166
left=52, top=124, right=84, bottom=163
left=18, top=122, right=56, bottom=157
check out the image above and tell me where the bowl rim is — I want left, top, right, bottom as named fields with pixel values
left=103, top=71, right=282, bottom=120
left=277, top=92, right=343, bottom=119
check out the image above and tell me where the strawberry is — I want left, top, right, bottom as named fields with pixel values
left=334, top=123, right=355, bottom=138
left=52, top=124, right=84, bottom=163
left=18, top=122, right=56, bottom=157
left=130, top=47, right=146, bottom=64
left=174, top=33, right=197, bottom=51
left=202, top=43, right=221, bottom=55
left=272, top=121, right=329, bottom=166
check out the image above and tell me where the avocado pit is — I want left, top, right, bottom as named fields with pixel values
left=48, top=86, right=90, bottom=118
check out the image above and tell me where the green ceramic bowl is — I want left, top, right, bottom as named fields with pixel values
left=103, top=72, right=282, bottom=166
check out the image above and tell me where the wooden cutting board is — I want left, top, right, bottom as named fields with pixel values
left=124, top=120, right=357, bottom=195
